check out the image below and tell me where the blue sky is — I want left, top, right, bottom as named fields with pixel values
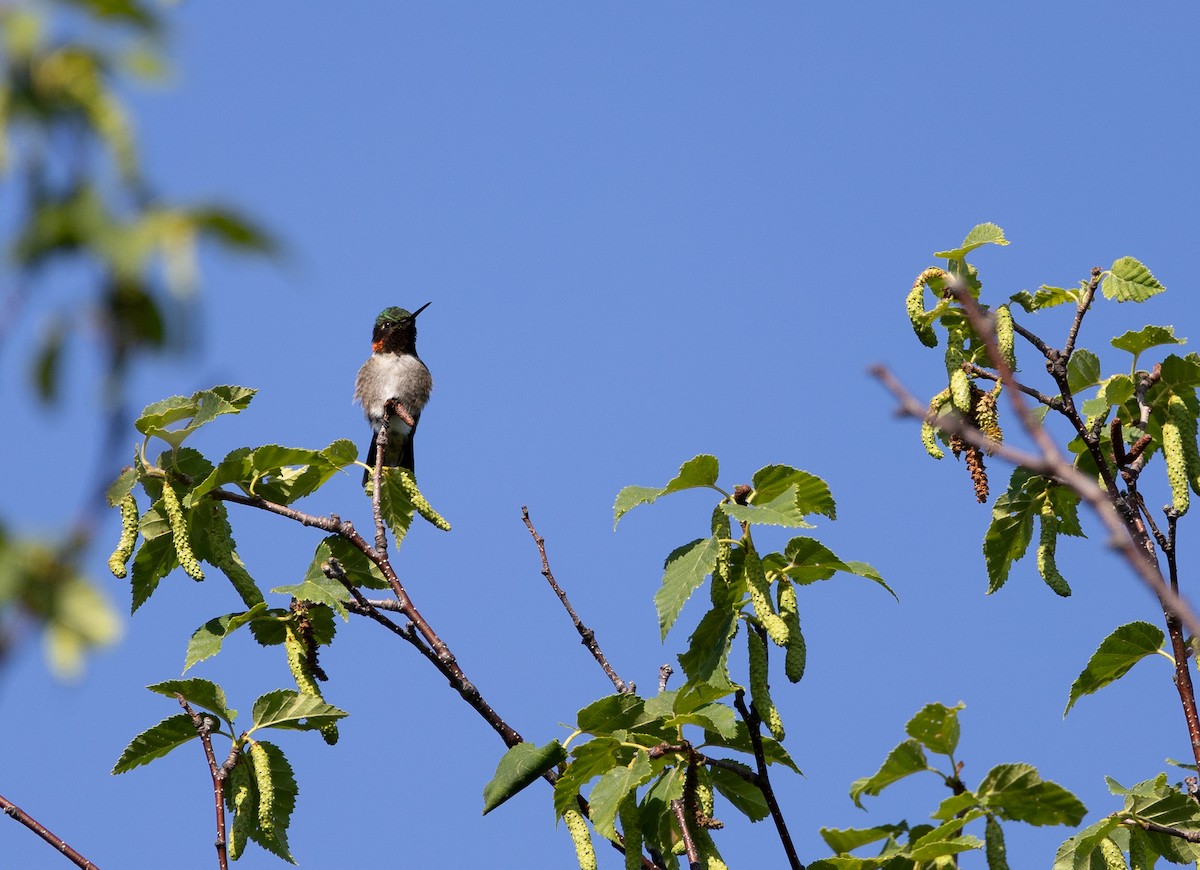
left=4, top=3, right=1200, bottom=867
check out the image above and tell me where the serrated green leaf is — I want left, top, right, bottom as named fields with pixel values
left=722, top=485, right=814, bottom=528
left=129, top=528, right=177, bottom=612
left=578, top=694, right=647, bottom=735
left=184, top=603, right=271, bottom=672
left=148, top=678, right=234, bottom=723
left=1080, top=375, right=1137, bottom=423
left=709, top=764, right=769, bottom=821
left=677, top=597, right=739, bottom=691
left=774, top=537, right=894, bottom=597
left=979, top=763, right=1087, bottom=826
left=249, top=689, right=347, bottom=732
left=376, top=467, right=416, bottom=544
left=553, top=738, right=628, bottom=818
left=1111, top=325, right=1185, bottom=360
left=932, top=792, right=981, bottom=821
left=1053, top=816, right=1125, bottom=870
left=667, top=702, right=737, bottom=740
left=482, top=740, right=568, bottom=815
left=1065, top=622, right=1166, bottom=716
left=1067, top=350, right=1102, bottom=395
left=655, top=537, right=720, bottom=639
left=317, top=535, right=388, bottom=590
left=1010, top=286, right=1079, bottom=313
left=112, top=713, right=197, bottom=774
left=271, top=578, right=350, bottom=620
left=1103, top=257, right=1166, bottom=303
left=106, top=466, right=138, bottom=507
left=905, top=702, right=963, bottom=756
left=588, top=750, right=654, bottom=839
left=819, top=823, right=907, bottom=855
left=751, top=465, right=836, bottom=520
left=612, top=456, right=720, bottom=527
left=135, top=385, right=256, bottom=448
left=702, top=720, right=801, bottom=774
left=850, top=739, right=928, bottom=808
left=983, top=470, right=1045, bottom=593
left=245, top=740, right=298, bottom=863
left=935, top=223, right=1009, bottom=261
left=1159, top=353, right=1200, bottom=392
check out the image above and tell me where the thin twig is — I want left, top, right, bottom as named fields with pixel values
left=177, top=695, right=228, bottom=870
left=1062, top=268, right=1102, bottom=361
left=1126, top=817, right=1200, bottom=842
left=522, top=507, right=631, bottom=693
left=372, top=405, right=389, bottom=556
left=732, top=690, right=804, bottom=870
left=963, top=363, right=1060, bottom=408
left=0, top=793, right=101, bottom=869
left=670, top=800, right=700, bottom=869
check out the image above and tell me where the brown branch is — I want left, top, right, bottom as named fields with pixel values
left=0, top=793, right=101, bottom=869
left=1160, top=514, right=1200, bottom=770
left=670, top=800, right=700, bottom=869
left=177, top=695, right=228, bottom=870
left=963, top=363, right=1060, bottom=408
left=871, top=365, right=1200, bottom=639
left=522, top=506, right=631, bottom=694
left=1062, top=268, right=1102, bottom=361
left=1126, top=816, right=1200, bottom=842
left=732, top=689, right=804, bottom=870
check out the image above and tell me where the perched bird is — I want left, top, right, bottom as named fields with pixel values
left=354, top=303, right=433, bottom=483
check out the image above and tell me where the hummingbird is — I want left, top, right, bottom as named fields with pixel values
left=354, top=303, right=433, bottom=483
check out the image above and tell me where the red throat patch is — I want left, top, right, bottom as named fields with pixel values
left=372, top=340, right=384, bottom=353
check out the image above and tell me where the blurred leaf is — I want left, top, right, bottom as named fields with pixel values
left=190, top=206, right=276, bottom=254
left=1065, top=622, right=1165, bottom=715
left=30, top=316, right=66, bottom=403
left=60, top=0, right=159, bottom=32
left=482, top=740, right=567, bottom=815
left=655, top=536, right=719, bottom=639
left=111, top=713, right=196, bottom=774
left=1103, top=257, right=1165, bottom=303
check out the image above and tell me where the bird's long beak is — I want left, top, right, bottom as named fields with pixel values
left=411, top=301, right=432, bottom=319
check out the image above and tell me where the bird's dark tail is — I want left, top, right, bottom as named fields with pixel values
left=362, top=430, right=415, bottom=486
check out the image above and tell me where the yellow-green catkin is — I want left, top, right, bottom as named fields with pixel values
left=995, top=304, right=1015, bottom=372
left=618, top=795, right=642, bottom=870
left=906, top=268, right=944, bottom=348
left=248, top=741, right=275, bottom=840
left=284, top=621, right=338, bottom=745
left=984, top=816, right=1009, bottom=870
left=949, top=367, right=972, bottom=415
left=974, top=387, right=1003, bottom=451
left=1036, top=503, right=1071, bottom=597
left=160, top=478, right=203, bottom=581
left=563, top=808, right=597, bottom=870
left=1097, top=836, right=1126, bottom=870
left=206, top=506, right=263, bottom=607
left=777, top=579, right=806, bottom=683
left=107, top=493, right=139, bottom=578
left=744, top=548, right=788, bottom=647
left=692, top=828, right=729, bottom=870
left=747, top=628, right=784, bottom=740
left=1166, top=394, right=1200, bottom=497
left=1162, top=399, right=1190, bottom=516
left=922, top=387, right=951, bottom=460
left=227, top=760, right=254, bottom=861
left=396, top=469, right=451, bottom=530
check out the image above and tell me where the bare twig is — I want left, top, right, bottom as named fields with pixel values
left=0, top=792, right=101, bottom=869
left=670, top=800, right=700, bottom=869
left=1125, top=816, right=1200, bottom=843
left=522, top=507, right=631, bottom=693
left=1062, top=268, right=1102, bottom=361
left=177, top=695, right=228, bottom=870
left=963, top=363, right=1060, bottom=408
left=732, top=690, right=804, bottom=870
left=658, top=664, right=673, bottom=693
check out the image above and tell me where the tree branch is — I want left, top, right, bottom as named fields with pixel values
left=522, top=506, right=632, bottom=694
left=177, top=695, right=228, bottom=870
left=0, top=792, right=101, bottom=869
left=732, top=689, right=804, bottom=870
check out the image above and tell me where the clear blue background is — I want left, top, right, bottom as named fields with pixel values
left=4, top=3, right=1200, bottom=867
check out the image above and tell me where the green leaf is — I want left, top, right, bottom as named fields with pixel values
left=147, top=678, right=234, bottom=723
left=1080, top=374, right=1136, bottom=423
left=983, top=470, right=1043, bottom=593
left=677, top=595, right=739, bottom=691
left=773, top=537, right=894, bottom=597
left=751, top=465, right=836, bottom=520
left=249, top=689, right=348, bottom=732
left=978, top=763, right=1087, bottom=826
left=553, top=738, right=628, bottom=817
left=708, top=764, right=769, bottom=822
left=935, top=223, right=1009, bottom=261
left=818, top=823, right=906, bottom=855
left=245, top=740, right=298, bottom=863
left=190, top=207, right=277, bottom=254
left=1102, top=257, right=1166, bottom=303
left=613, top=455, right=720, bottom=527
left=183, top=603, right=271, bottom=672
left=1066, top=350, right=1102, bottom=395
left=315, top=535, right=388, bottom=590
left=1159, top=354, right=1200, bottom=392
left=129, top=527, right=177, bottom=612
left=135, top=385, right=256, bottom=448
left=377, top=467, right=416, bottom=545
left=1053, top=816, right=1124, bottom=869
left=667, top=702, right=738, bottom=740
left=106, top=466, right=138, bottom=507
left=112, top=713, right=197, bottom=774
left=482, top=740, right=568, bottom=815
left=849, top=739, right=928, bottom=808
left=272, top=578, right=351, bottom=620
left=905, top=702, right=963, bottom=756
left=1111, top=325, right=1185, bottom=360
left=1065, top=622, right=1166, bottom=715
left=702, top=720, right=801, bottom=774
left=1010, top=286, right=1079, bottom=312
left=588, top=750, right=655, bottom=839
left=722, top=485, right=815, bottom=528
left=655, top=537, right=720, bottom=639
left=577, top=694, right=647, bottom=735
